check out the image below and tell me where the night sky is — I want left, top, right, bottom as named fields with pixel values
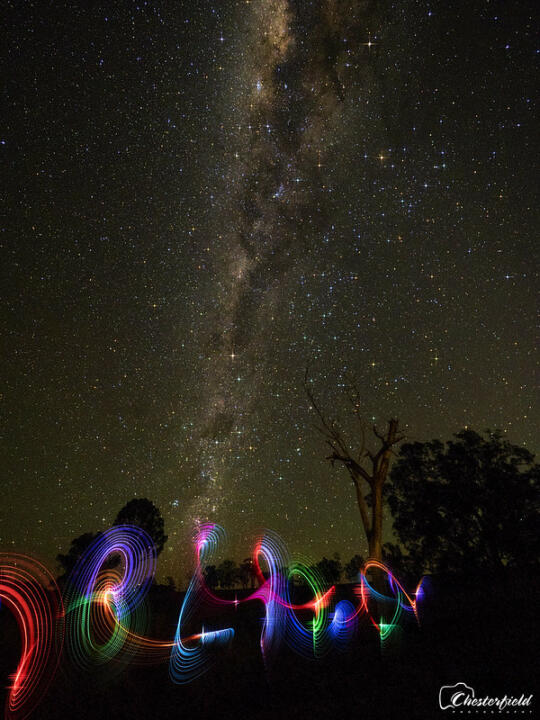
left=2, top=0, right=537, bottom=582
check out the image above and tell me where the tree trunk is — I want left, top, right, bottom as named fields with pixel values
left=368, top=531, right=382, bottom=563
left=369, top=480, right=384, bottom=562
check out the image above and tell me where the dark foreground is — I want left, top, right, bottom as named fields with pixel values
left=1, top=572, right=537, bottom=719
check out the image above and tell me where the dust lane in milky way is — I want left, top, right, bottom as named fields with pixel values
left=188, top=1, right=373, bottom=524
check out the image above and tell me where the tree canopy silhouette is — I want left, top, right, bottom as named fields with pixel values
left=344, top=554, right=365, bottom=582
left=387, top=429, right=539, bottom=577
left=314, top=554, right=342, bottom=584
left=113, top=498, right=168, bottom=556
left=203, top=564, right=219, bottom=589
left=56, top=531, right=101, bottom=577
left=238, top=557, right=257, bottom=589
left=216, top=559, right=237, bottom=588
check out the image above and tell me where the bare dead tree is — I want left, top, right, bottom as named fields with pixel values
left=304, top=369, right=405, bottom=562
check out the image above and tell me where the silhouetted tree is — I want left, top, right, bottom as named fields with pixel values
left=381, top=542, right=418, bottom=582
left=217, top=559, right=238, bottom=588
left=387, top=429, right=539, bottom=577
left=344, top=554, right=364, bottom=581
left=238, top=558, right=257, bottom=589
left=315, top=553, right=342, bottom=584
left=203, top=564, right=219, bottom=589
left=57, top=531, right=101, bottom=577
left=113, top=498, right=168, bottom=556
left=382, top=542, right=404, bottom=566
left=305, top=371, right=405, bottom=562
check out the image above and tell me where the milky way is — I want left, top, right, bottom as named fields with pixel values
left=190, top=1, right=298, bottom=522
left=188, top=0, right=377, bottom=523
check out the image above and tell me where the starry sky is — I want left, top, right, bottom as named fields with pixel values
left=1, top=0, right=537, bottom=583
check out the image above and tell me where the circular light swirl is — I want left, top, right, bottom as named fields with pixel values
left=0, top=553, right=63, bottom=720
left=63, top=525, right=156, bottom=673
